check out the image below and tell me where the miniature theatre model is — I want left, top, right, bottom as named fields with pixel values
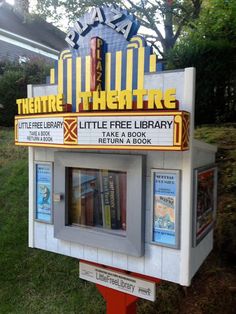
left=15, top=6, right=217, bottom=302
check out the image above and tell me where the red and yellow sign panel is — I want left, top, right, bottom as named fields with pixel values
left=90, top=37, right=104, bottom=91
left=15, top=111, right=189, bottom=151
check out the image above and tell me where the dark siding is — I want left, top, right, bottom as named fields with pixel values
left=0, top=3, right=66, bottom=52
left=0, top=40, right=55, bottom=64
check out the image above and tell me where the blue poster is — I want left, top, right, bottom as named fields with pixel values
left=153, top=172, right=177, bottom=246
left=36, top=164, right=52, bottom=223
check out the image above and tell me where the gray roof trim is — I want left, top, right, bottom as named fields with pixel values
left=0, top=27, right=60, bottom=56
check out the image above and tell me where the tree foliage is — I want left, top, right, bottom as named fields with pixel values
left=27, top=0, right=236, bottom=125
left=168, top=0, right=236, bottom=125
left=0, top=59, right=50, bottom=126
left=32, top=0, right=203, bottom=56
left=185, top=0, right=236, bottom=41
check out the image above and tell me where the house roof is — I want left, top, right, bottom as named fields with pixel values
left=0, top=1, right=66, bottom=52
left=0, top=39, right=56, bottom=62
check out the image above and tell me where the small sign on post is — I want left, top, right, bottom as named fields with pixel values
left=79, top=261, right=156, bottom=302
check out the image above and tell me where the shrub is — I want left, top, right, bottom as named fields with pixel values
left=0, top=59, right=51, bottom=126
left=167, top=40, right=236, bottom=125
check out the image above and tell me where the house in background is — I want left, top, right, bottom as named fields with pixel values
left=0, top=0, right=66, bottom=63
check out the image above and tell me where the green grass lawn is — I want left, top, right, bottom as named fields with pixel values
left=0, top=126, right=235, bottom=313
left=0, top=128, right=105, bottom=314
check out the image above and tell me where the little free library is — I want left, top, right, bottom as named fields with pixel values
left=15, top=5, right=217, bottom=303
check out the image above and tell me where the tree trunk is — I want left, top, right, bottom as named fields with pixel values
left=163, top=0, right=174, bottom=54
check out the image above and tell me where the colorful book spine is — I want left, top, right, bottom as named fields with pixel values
left=85, top=190, right=94, bottom=226
left=115, top=173, right=121, bottom=229
left=119, top=172, right=127, bottom=230
left=80, top=169, right=97, bottom=226
left=70, top=169, right=84, bottom=225
left=101, top=170, right=111, bottom=228
left=88, top=169, right=103, bottom=226
left=108, top=172, right=119, bottom=229
left=70, top=168, right=126, bottom=231
left=80, top=169, right=87, bottom=225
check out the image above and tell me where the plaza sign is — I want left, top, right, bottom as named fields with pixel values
left=66, top=6, right=139, bottom=48
left=15, top=4, right=190, bottom=152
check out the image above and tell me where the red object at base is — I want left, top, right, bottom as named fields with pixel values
left=80, top=260, right=161, bottom=314
left=97, top=284, right=138, bottom=314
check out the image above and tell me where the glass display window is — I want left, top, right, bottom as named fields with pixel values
left=67, top=168, right=127, bottom=235
left=54, top=152, right=145, bottom=256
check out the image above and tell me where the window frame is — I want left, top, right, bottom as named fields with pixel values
left=54, top=152, right=145, bottom=257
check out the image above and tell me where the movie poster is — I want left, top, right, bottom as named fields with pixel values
left=193, top=166, right=217, bottom=246
left=36, top=163, right=52, bottom=223
left=152, top=170, right=180, bottom=248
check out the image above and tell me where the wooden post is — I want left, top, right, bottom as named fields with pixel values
left=97, top=284, right=139, bottom=314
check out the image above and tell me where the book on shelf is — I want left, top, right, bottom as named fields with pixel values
left=70, top=168, right=127, bottom=231
left=102, top=170, right=126, bottom=230
left=101, top=170, right=126, bottom=230
left=108, top=172, right=120, bottom=229
left=86, top=169, right=103, bottom=227
left=81, top=170, right=99, bottom=226
left=119, top=172, right=127, bottom=230
left=115, top=174, right=121, bottom=229
left=100, top=169, right=112, bottom=229
left=70, top=169, right=83, bottom=225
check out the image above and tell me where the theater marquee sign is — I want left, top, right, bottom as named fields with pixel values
left=15, top=111, right=189, bottom=150
left=15, top=5, right=190, bottom=151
